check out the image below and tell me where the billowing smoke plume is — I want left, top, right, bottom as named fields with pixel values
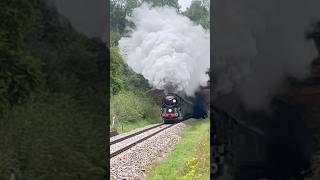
left=213, top=0, right=320, bottom=110
left=119, top=4, right=210, bottom=96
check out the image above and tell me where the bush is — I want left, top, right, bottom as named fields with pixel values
left=0, top=92, right=106, bottom=179
left=110, top=91, right=160, bottom=126
left=110, top=47, right=124, bottom=95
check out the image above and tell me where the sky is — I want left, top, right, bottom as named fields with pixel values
left=179, top=0, right=192, bottom=11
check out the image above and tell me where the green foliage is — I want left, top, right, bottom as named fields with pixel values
left=198, top=15, right=210, bottom=30
left=0, top=93, right=106, bottom=179
left=110, top=47, right=150, bottom=95
left=183, top=124, right=210, bottom=179
left=110, top=47, right=124, bottom=95
left=0, top=51, right=43, bottom=108
left=143, top=0, right=179, bottom=9
left=184, top=0, right=210, bottom=29
left=148, top=119, right=210, bottom=179
left=0, top=1, right=107, bottom=179
left=0, top=0, right=43, bottom=50
left=0, top=0, right=45, bottom=107
left=121, top=65, right=150, bottom=93
left=110, top=47, right=158, bottom=133
left=110, top=0, right=181, bottom=46
left=110, top=0, right=141, bottom=46
left=110, top=91, right=159, bottom=124
left=110, top=31, right=123, bottom=47
left=110, top=0, right=128, bottom=33
left=116, top=119, right=161, bottom=134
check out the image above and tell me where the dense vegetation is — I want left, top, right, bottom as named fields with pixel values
left=148, top=119, right=210, bottom=179
left=109, top=46, right=160, bottom=131
left=0, top=0, right=107, bottom=179
left=110, top=0, right=210, bottom=132
left=0, top=0, right=210, bottom=178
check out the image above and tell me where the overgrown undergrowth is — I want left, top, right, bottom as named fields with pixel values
left=110, top=91, right=161, bottom=133
left=0, top=92, right=106, bottom=179
left=148, top=118, right=210, bottom=180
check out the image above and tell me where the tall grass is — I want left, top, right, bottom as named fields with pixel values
left=110, top=91, right=161, bottom=133
left=148, top=119, right=210, bottom=180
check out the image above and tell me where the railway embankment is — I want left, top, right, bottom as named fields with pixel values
left=110, top=118, right=210, bottom=180
left=110, top=119, right=191, bottom=179
left=147, top=118, right=210, bottom=180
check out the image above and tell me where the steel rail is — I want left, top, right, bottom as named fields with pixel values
left=110, top=123, right=164, bottom=145
left=110, top=124, right=175, bottom=158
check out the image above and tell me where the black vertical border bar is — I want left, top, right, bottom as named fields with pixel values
left=106, top=0, right=110, bottom=179
left=210, top=0, right=214, bottom=179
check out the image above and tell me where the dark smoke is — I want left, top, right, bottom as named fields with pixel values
left=46, top=0, right=107, bottom=41
left=213, top=0, right=320, bottom=110
left=212, top=1, right=320, bottom=178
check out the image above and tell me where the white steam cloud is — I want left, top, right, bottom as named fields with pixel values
left=213, top=0, right=320, bottom=110
left=119, top=4, right=210, bottom=96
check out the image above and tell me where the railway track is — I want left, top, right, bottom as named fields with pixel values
left=110, top=123, right=176, bottom=158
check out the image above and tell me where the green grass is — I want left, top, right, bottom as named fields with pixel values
left=116, top=118, right=162, bottom=134
left=110, top=91, right=161, bottom=134
left=147, top=119, right=210, bottom=180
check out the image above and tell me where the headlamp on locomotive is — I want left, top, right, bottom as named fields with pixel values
left=161, top=95, right=182, bottom=123
left=161, top=93, right=195, bottom=123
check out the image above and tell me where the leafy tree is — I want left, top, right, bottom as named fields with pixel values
left=0, top=1, right=108, bottom=179
left=0, top=0, right=45, bottom=107
left=184, top=0, right=210, bottom=29
left=142, top=0, right=180, bottom=9
left=200, top=0, right=209, bottom=11
left=110, top=47, right=152, bottom=95
left=0, top=51, right=43, bottom=107
left=110, top=0, right=142, bottom=45
left=0, top=93, right=106, bottom=179
left=110, top=47, right=124, bottom=95
left=110, top=0, right=127, bottom=33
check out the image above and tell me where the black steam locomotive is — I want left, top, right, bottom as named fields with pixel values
left=160, top=93, right=208, bottom=123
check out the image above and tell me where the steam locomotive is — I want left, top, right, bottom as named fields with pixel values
left=160, top=93, right=208, bottom=123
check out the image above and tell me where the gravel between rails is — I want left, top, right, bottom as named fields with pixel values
left=110, top=123, right=163, bottom=143
left=110, top=124, right=172, bottom=156
left=110, top=118, right=195, bottom=180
